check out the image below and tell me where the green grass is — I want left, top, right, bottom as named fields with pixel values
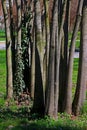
left=0, top=50, right=6, bottom=88
left=72, top=58, right=79, bottom=85
left=0, top=30, right=5, bottom=41
left=0, top=112, right=87, bottom=130
left=0, top=50, right=87, bottom=130
left=0, top=37, right=6, bottom=41
left=0, top=50, right=6, bottom=107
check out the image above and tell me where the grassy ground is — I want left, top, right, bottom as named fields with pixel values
left=0, top=50, right=87, bottom=130
left=0, top=30, right=5, bottom=41
left=73, top=58, right=79, bottom=84
left=0, top=50, right=6, bottom=107
left=0, top=112, right=87, bottom=130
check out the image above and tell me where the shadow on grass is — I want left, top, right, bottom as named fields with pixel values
left=0, top=108, right=86, bottom=130
left=11, top=124, right=84, bottom=130
left=0, top=106, right=44, bottom=122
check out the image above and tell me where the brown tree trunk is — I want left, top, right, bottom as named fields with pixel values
left=59, top=0, right=71, bottom=112
left=30, top=0, right=35, bottom=99
left=1, top=0, right=13, bottom=99
left=65, top=0, right=84, bottom=114
left=14, top=0, right=25, bottom=96
left=43, top=0, right=50, bottom=101
left=45, top=0, right=58, bottom=119
left=72, top=1, right=87, bottom=115
left=31, top=0, right=45, bottom=115
left=9, top=0, right=15, bottom=87
left=31, top=28, right=35, bottom=100
left=16, top=0, right=22, bottom=50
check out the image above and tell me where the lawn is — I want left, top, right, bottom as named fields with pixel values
left=0, top=50, right=87, bottom=130
left=73, top=58, right=79, bottom=85
left=0, top=30, right=5, bottom=41
left=0, top=50, right=6, bottom=106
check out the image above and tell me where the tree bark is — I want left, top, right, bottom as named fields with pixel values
left=1, top=0, right=13, bottom=99
left=32, top=0, right=45, bottom=115
left=45, top=0, right=58, bottom=119
left=9, top=0, right=15, bottom=88
left=72, top=1, right=87, bottom=115
left=65, top=0, right=84, bottom=114
left=14, top=0, right=25, bottom=96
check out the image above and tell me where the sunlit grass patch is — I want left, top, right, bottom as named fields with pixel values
left=0, top=30, right=5, bottom=41
left=0, top=50, right=6, bottom=106
left=72, top=58, right=79, bottom=84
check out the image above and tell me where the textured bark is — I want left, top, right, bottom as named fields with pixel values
left=54, top=26, right=59, bottom=118
left=45, top=0, right=58, bottom=119
left=65, top=0, right=84, bottom=114
left=58, top=0, right=68, bottom=77
left=72, top=1, right=87, bottom=115
left=32, top=0, right=45, bottom=115
left=35, top=0, right=44, bottom=77
left=16, top=0, right=22, bottom=50
left=9, top=0, right=15, bottom=87
left=43, top=0, right=50, bottom=101
left=1, top=0, right=13, bottom=99
left=14, top=0, right=25, bottom=96
left=30, top=1, right=35, bottom=99
left=31, top=29, right=35, bottom=99
left=59, top=0, right=71, bottom=112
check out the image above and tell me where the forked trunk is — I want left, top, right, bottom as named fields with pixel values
left=72, top=1, right=87, bottom=115
left=45, top=0, right=58, bottom=119
left=65, top=0, right=84, bottom=114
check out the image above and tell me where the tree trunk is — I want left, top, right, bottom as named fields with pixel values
left=31, top=29, right=35, bottom=100
left=45, top=0, right=58, bottom=119
left=72, top=1, right=87, bottom=115
left=14, top=0, right=25, bottom=96
left=9, top=0, right=15, bottom=89
left=32, top=0, right=45, bottom=115
left=1, top=0, right=13, bottom=99
left=30, top=0, right=35, bottom=99
left=65, top=0, right=84, bottom=114
left=43, top=0, right=50, bottom=101
left=58, top=0, right=71, bottom=112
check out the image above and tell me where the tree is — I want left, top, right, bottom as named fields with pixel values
left=31, top=0, right=45, bottom=115
left=58, top=0, right=71, bottom=112
left=2, top=0, right=13, bottom=99
left=72, top=0, right=87, bottom=115
left=45, top=0, right=59, bottom=119
left=65, top=0, right=84, bottom=114
left=43, top=0, right=50, bottom=93
left=14, top=0, right=25, bottom=97
left=30, top=0, right=35, bottom=100
left=2, top=0, right=87, bottom=118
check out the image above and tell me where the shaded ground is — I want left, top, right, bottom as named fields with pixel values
left=0, top=107, right=87, bottom=130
